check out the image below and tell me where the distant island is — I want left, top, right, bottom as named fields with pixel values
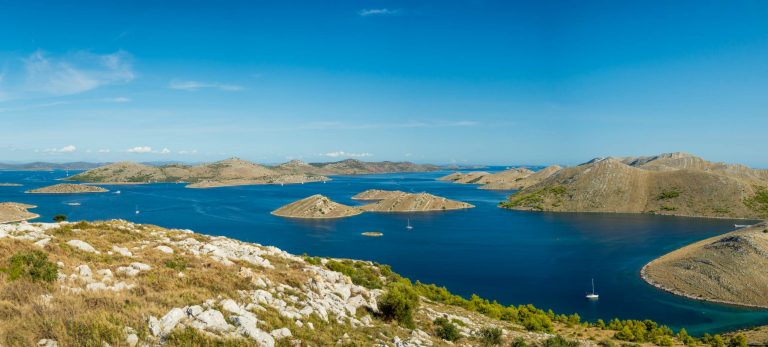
left=66, top=158, right=442, bottom=189
left=438, top=165, right=562, bottom=190
left=642, top=222, right=768, bottom=308
left=0, top=183, right=22, bottom=187
left=0, top=202, right=39, bottom=223
left=26, top=183, right=108, bottom=194
left=0, top=162, right=107, bottom=171
left=500, top=152, right=768, bottom=219
left=272, top=189, right=474, bottom=219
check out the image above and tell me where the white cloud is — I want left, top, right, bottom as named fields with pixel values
left=159, top=147, right=171, bottom=154
left=321, top=151, right=373, bottom=158
left=169, top=80, right=242, bottom=92
left=40, top=144, right=77, bottom=153
left=358, top=8, right=400, bottom=16
left=21, top=50, right=134, bottom=97
left=126, top=146, right=153, bottom=153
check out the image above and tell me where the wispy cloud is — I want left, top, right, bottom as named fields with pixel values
left=98, top=149, right=111, bottom=153
left=168, top=80, right=243, bottom=92
left=126, top=146, right=171, bottom=154
left=358, top=8, right=400, bottom=16
left=21, top=50, right=134, bottom=97
left=178, top=149, right=198, bottom=155
left=321, top=151, right=373, bottom=158
left=35, top=145, right=77, bottom=153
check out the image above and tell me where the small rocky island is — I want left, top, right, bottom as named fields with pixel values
left=270, top=194, right=363, bottom=219
left=26, top=183, right=109, bottom=194
left=0, top=183, right=22, bottom=187
left=438, top=165, right=562, bottom=190
left=642, top=222, right=768, bottom=308
left=273, top=189, right=474, bottom=219
left=0, top=202, right=39, bottom=223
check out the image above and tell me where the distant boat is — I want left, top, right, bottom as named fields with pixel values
left=115, top=190, right=121, bottom=194
left=734, top=224, right=751, bottom=228
left=67, top=202, right=81, bottom=206
left=135, top=205, right=140, bottom=215
left=586, top=278, right=599, bottom=300
left=406, top=219, right=413, bottom=230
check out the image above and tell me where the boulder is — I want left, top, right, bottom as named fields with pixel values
left=67, top=240, right=99, bottom=253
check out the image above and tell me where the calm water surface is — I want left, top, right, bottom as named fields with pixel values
left=1, top=169, right=766, bottom=335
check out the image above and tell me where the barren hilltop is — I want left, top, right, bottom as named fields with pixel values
left=501, top=152, right=768, bottom=219
left=273, top=159, right=440, bottom=175
left=68, top=158, right=328, bottom=188
left=270, top=194, right=363, bottom=219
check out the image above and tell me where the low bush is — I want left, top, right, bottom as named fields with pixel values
left=53, top=214, right=67, bottom=222
left=433, top=317, right=461, bottom=342
left=377, top=281, right=420, bottom=328
left=3, top=250, right=58, bottom=283
left=478, top=326, right=503, bottom=346
left=541, top=335, right=579, bottom=347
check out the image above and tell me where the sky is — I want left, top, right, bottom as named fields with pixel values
left=0, top=1, right=767, bottom=167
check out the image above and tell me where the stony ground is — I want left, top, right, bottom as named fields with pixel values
left=0, top=219, right=668, bottom=347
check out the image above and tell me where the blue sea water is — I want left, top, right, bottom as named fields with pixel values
left=1, top=169, right=766, bottom=335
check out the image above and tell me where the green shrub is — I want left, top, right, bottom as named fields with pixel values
left=657, top=190, right=681, bottom=200
left=325, top=259, right=399, bottom=289
left=165, top=257, right=188, bottom=271
left=478, top=327, right=503, bottom=346
left=3, top=250, right=58, bottom=283
left=377, top=281, right=420, bottom=328
left=744, top=186, right=768, bottom=216
left=510, top=337, right=529, bottom=347
left=728, top=334, right=748, bottom=347
left=542, top=335, right=579, bottom=347
left=53, top=214, right=67, bottom=222
left=433, top=317, right=461, bottom=342
left=701, top=333, right=725, bottom=347
left=598, top=340, right=617, bottom=347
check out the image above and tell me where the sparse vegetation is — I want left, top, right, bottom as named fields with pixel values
left=500, top=185, right=566, bottom=210
left=377, top=281, right=420, bottom=328
left=541, top=335, right=580, bottom=347
left=3, top=250, right=58, bottom=283
left=744, top=186, right=768, bottom=216
left=324, top=259, right=397, bottom=289
left=478, top=326, right=503, bottom=346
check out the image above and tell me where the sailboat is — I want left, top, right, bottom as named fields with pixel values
left=586, top=278, right=599, bottom=300
left=406, top=219, right=413, bottom=230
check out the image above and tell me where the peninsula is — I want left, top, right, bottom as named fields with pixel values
left=26, top=183, right=109, bottom=194
left=642, top=222, right=768, bottom=308
left=501, top=152, right=768, bottom=219
left=272, top=159, right=440, bottom=175
left=0, top=203, right=39, bottom=223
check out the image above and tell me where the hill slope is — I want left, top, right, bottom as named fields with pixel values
left=272, top=159, right=440, bottom=175
left=501, top=153, right=768, bottom=219
left=355, top=190, right=475, bottom=212
left=69, top=158, right=328, bottom=188
left=0, top=219, right=674, bottom=346
left=642, top=222, right=768, bottom=308
left=438, top=166, right=562, bottom=190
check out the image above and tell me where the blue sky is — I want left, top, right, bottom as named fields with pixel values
left=1, top=1, right=767, bottom=166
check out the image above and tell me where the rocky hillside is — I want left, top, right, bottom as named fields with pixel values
left=642, top=222, right=768, bottom=308
left=26, top=183, right=109, bottom=194
left=0, top=203, right=38, bottom=223
left=354, top=190, right=475, bottom=212
left=68, top=158, right=328, bottom=188
left=272, top=159, right=441, bottom=176
left=501, top=153, right=768, bottom=219
left=438, top=166, right=562, bottom=191
left=0, top=219, right=684, bottom=347
left=271, top=195, right=363, bottom=219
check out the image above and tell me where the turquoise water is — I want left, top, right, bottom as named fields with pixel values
left=1, top=169, right=766, bottom=335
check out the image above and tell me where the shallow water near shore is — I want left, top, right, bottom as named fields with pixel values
left=1, top=169, right=767, bottom=335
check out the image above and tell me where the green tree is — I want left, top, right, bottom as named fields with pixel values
left=728, top=334, right=748, bottom=347
left=53, top=214, right=67, bottom=222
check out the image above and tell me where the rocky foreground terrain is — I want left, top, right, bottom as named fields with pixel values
left=68, top=158, right=329, bottom=188
left=0, top=219, right=681, bottom=347
left=642, top=222, right=768, bottom=308
left=438, top=166, right=562, bottom=191
left=26, top=183, right=109, bottom=194
left=501, top=152, right=768, bottom=219
left=0, top=202, right=39, bottom=223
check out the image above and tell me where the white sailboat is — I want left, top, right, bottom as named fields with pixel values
left=586, top=278, right=599, bottom=300
left=406, top=219, right=413, bottom=230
